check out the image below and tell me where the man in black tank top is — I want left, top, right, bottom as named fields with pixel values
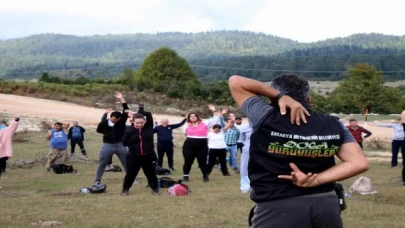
left=229, top=74, right=370, bottom=228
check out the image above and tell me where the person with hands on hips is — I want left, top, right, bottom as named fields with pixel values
left=229, top=74, right=369, bottom=228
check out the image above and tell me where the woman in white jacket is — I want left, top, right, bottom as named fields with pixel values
left=240, top=122, right=252, bottom=193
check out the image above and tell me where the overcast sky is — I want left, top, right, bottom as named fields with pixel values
left=1, top=0, right=404, bottom=42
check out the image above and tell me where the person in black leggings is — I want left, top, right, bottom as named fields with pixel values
left=182, top=104, right=220, bottom=182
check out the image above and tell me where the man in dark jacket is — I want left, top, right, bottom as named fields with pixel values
left=121, top=113, right=159, bottom=196
left=154, top=115, right=187, bottom=171
left=68, top=121, right=87, bottom=157
left=93, top=92, right=129, bottom=186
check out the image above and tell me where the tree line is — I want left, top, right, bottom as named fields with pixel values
left=1, top=32, right=405, bottom=80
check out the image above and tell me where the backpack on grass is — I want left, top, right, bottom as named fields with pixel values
left=53, top=164, right=77, bottom=174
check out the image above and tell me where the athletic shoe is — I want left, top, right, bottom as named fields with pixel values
left=223, top=172, right=231, bottom=176
left=133, top=178, right=140, bottom=184
left=93, top=181, right=101, bottom=187
left=121, top=189, right=129, bottom=196
left=169, top=168, right=176, bottom=171
left=151, top=188, right=160, bottom=195
left=46, top=168, right=51, bottom=172
left=233, top=168, right=240, bottom=174
left=183, top=176, right=189, bottom=182
left=203, top=176, right=209, bottom=182
left=403, top=182, right=405, bottom=188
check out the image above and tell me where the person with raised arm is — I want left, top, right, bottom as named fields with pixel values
left=154, top=114, right=188, bottom=171
left=93, top=92, right=129, bottom=186
left=0, top=114, right=19, bottom=188
left=181, top=104, right=220, bottom=182
left=229, top=74, right=369, bottom=228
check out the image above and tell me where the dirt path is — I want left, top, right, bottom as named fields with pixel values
left=0, top=94, right=396, bottom=140
left=0, top=94, right=185, bottom=128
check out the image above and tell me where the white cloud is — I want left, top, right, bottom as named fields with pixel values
left=244, top=0, right=405, bottom=42
left=1, top=0, right=404, bottom=41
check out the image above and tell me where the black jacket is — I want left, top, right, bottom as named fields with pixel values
left=97, top=103, right=129, bottom=144
left=122, top=127, right=155, bottom=155
left=122, top=111, right=155, bottom=155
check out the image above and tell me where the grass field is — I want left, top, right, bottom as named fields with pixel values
left=1, top=130, right=405, bottom=228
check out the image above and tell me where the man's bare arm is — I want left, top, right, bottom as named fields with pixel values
left=228, top=75, right=310, bottom=124
left=316, top=142, right=370, bottom=185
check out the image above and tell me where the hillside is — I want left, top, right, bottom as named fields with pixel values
left=1, top=31, right=405, bottom=80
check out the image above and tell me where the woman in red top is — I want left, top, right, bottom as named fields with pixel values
left=347, top=119, right=372, bottom=149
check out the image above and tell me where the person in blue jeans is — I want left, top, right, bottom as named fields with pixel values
left=375, top=118, right=404, bottom=168
left=224, top=119, right=240, bottom=174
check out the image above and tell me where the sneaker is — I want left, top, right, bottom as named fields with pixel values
left=82, top=154, right=88, bottom=160
left=183, top=176, right=189, bottom=182
left=133, top=178, right=140, bottom=184
left=69, top=153, right=74, bottom=157
left=169, top=168, right=176, bottom=171
left=121, top=189, right=129, bottom=196
left=46, top=168, right=51, bottom=172
left=93, top=181, right=101, bottom=187
left=233, top=168, right=240, bottom=174
left=223, top=172, right=231, bottom=176
left=152, top=188, right=160, bottom=195
left=203, top=176, right=209, bottom=182
left=403, top=182, right=405, bottom=188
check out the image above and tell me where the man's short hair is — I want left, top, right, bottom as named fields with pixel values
left=235, top=117, right=242, bottom=120
left=54, top=122, right=63, bottom=126
left=271, top=74, right=310, bottom=101
left=110, top=111, right=122, bottom=119
left=349, top=119, right=357, bottom=122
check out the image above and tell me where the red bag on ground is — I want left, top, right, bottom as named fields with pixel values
left=167, top=182, right=191, bottom=196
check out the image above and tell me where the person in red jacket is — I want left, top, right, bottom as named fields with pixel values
left=347, top=119, right=372, bottom=149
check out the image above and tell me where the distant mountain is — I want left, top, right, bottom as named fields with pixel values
left=0, top=31, right=404, bottom=80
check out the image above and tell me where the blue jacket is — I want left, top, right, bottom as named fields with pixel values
left=154, top=118, right=187, bottom=143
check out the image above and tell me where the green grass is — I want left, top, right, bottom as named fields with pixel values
left=1, top=131, right=405, bottom=228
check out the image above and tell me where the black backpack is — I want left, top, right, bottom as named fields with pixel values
left=105, top=165, right=123, bottom=172
left=158, top=177, right=177, bottom=188
left=53, top=164, right=77, bottom=174
left=155, top=166, right=171, bottom=175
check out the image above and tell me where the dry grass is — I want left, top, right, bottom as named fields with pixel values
left=308, top=80, right=405, bottom=96
left=1, top=130, right=405, bottom=228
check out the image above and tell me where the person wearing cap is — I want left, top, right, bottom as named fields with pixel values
left=68, top=121, right=87, bottom=158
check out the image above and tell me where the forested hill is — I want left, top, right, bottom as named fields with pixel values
left=1, top=31, right=405, bottom=80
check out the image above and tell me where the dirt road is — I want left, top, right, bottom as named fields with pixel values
left=0, top=94, right=185, bottom=129
left=0, top=94, right=396, bottom=142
